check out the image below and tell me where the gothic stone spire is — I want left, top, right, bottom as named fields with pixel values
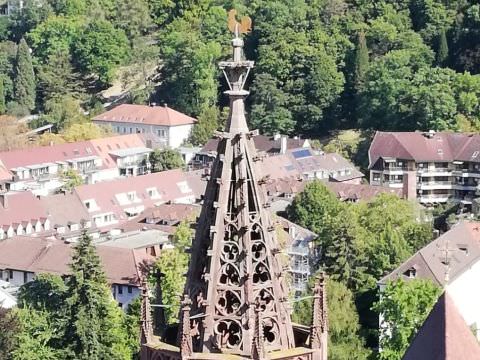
left=182, top=27, right=296, bottom=356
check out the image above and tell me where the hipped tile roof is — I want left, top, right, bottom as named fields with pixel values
left=369, top=131, right=480, bottom=168
left=93, top=104, right=196, bottom=126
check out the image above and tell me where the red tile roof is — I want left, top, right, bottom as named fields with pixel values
left=0, top=236, right=154, bottom=285
left=0, top=192, right=48, bottom=227
left=74, top=169, right=196, bottom=224
left=369, top=131, right=480, bottom=167
left=402, top=292, right=480, bottom=360
left=93, top=104, right=196, bottom=126
left=0, top=134, right=146, bottom=180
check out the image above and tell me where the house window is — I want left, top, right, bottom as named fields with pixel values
left=128, top=286, right=132, bottom=294
left=127, top=192, right=136, bottom=201
left=23, top=272, right=28, bottom=284
left=85, top=201, right=90, bottom=209
left=129, top=128, right=133, bottom=133
left=118, top=285, right=123, bottom=295
left=157, top=129, right=166, bottom=137
left=9, top=270, right=13, bottom=279
left=0, top=270, right=3, bottom=279
left=118, top=303, right=123, bottom=308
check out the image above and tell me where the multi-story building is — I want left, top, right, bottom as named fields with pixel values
left=369, top=131, right=480, bottom=205
left=92, top=104, right=196, bottom=149
left=0, top=134, right=151, bottom=195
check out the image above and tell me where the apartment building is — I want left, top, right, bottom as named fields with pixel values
left=369, top=131, right=480, bottom=205
left=0, top=134, right=151, bottom=195
left=92, top=104, right=196, bottom=149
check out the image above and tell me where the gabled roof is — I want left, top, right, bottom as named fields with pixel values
left=402, top=292, right=480, bottom=360
left=0, top=192, right=48, bottom=227
left=92, top=104, right=196, bottom=126
left=380, top=221, right=480, bottom=286
left=368, top=131, right=480, bottom=168
left=74, top=169, right=196, bottom=224
left=0, top=236, right=154, bottom=285
left=0, top=134, right=147, bottom=180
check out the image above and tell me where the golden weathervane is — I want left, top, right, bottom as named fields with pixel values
left=228, top=9, right=252, bottom=36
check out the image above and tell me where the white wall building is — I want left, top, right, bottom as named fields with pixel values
left=92, top=104, right=197, bottom=149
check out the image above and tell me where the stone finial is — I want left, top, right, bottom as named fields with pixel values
left=180, top=295, right=193, bottom=359
left=140, top=278, right=153, bottom=344
left=252, top=298, right=266, bottom=360
left=310, top=272, right=328, bottom=360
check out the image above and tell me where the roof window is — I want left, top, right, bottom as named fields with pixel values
left=472, top=151, right=479, bottom=159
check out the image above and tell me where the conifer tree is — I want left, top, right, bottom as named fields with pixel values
left=65, top=231, right=132, bottom=359
left=14, top=38, right=36, bottom=112
left=353, top=31, right=369, bottom=94
left=436, top=28, right=449, bottom=67
left=0, top=77, right=5, bottom=114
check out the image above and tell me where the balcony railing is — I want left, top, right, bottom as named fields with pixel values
left=419, top=181, right=452, bottom=186
left=418, top=167, right=451, bottom=173
left=384, top=167, right=407, bottom=171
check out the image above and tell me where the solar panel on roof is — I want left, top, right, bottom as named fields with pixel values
left=292, top=149, right=311, bottom=159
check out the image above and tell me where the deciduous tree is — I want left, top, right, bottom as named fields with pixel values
left=149, top=148, right=184, bottom=172
left=372, top=279, right=441, bottom=360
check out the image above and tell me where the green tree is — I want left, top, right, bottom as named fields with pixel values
left=61, top=168, right=84, bottom=191
left=64, top=231, right=132, bottom=359
left=372, top=279, right=441, bottom=360
left=250, top=74, right=294, bottom=135
left=353, top=31, right=369, bottom=94
left=149, top=148, right=184, bottom=172
left=0, top=308, right=20, bottom=360
left=74, top=20, right=129, bottom=85
left=436, top=28, right=448, bottom=66
left=114, top=0, right=152, bottom=42
left=14, top=38, right=36, bottom=113
left=288, top=181, right=342, bottom=240
left=36, top=50, right=82, bottom=105
left=189, top=105, right=220, bottom=145
left=18, top=273, right=68, bottom=312
left=0, top=77, right=5, bottom=114
left=157, top=5, right=226, bottom=116
left=43, top=95, right=87, bottom=130
left=292, top=278, right=370, bottom=360
left=172, top=220, right=193, bottom=250
left=12, top=307, right=62, bottom=360
left=27, top=15, right=83, bottom=64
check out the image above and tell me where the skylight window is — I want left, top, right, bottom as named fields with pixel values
left=472, top=151, right=479, bottom=159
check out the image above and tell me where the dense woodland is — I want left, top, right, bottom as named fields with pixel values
left=0, top=1, right=478, bottom=359
left=1, top=0, right=480, bottom=138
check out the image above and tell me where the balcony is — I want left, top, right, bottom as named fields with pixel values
left=418, top=181, right=452, bottom=190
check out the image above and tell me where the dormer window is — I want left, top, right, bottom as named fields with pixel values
left=404, top=267, right=417, bottom=279
left=458, top=245, right=469, bottom=256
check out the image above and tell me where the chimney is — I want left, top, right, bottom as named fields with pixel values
left=403, top=170, right=417, bottom=201
left=163, top=103, right=168, bottom=108
left=280, top=136, right=287, bottom=154
left=0, top=193, right=8, bottom=209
